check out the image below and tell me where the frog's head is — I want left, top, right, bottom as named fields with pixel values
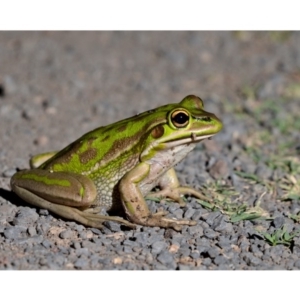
left=141, top=95, right=223, bottom=160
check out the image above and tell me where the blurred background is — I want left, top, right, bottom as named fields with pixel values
left=0, top=31, right=299, bottom=169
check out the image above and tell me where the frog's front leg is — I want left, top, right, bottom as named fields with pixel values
left=148, top=167, right=213, bottom=206
left=119, top=162, right=196, bottom=231
left=10, top=169, right=135, bottom=229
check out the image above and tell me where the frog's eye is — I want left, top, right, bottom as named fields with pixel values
left=171, top=110, right=190, bottom=128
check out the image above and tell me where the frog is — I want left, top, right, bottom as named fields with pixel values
left=10, top=95, right=222, bottom=231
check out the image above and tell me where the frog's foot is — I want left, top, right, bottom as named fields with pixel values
left=135, top=213, right=197, bottom=231
left=148, top=186, right=213, bottom=207
left=152, top=168, right=213, bottom=206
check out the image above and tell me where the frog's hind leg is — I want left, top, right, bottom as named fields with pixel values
left=12, top=185, right=136, bottom=229
left=147, top=168, right=213, bottom=206
left=30, top=151, right=59, bottom=168
left=11, top=169, right=135, bottom=229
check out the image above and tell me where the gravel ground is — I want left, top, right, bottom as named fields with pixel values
left=1, top=31, right=300, bottom=270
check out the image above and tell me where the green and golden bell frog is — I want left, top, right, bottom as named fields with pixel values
left=11, top=95, right=222, bottom=230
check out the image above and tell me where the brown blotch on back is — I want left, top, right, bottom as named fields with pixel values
left=101, top=135, right=110, bottom=142
left=79, top=148, right=98, bottom=164
left=87, top=137, right=97, bottom=147
left=117, top=124, right=127, bottom=132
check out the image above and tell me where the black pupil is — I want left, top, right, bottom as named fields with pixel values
left=173, top=112, right=189, bottom=124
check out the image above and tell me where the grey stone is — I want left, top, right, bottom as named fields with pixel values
left=214, top=255, right=228, bottom=266
left=217, top=240, right=232, bottom=251
left=272, top=216, right=285, bottom=229
left=12, top=207, right=39, bottom=226
left=75, top=247, right=90, bottom=257
left=151, top=240, right=168, bottom=255
left=16, top=235, right=43, bottom=245
left=172, top=209, right=183, bottom=219
left=72, top=241, right=81, bottom=249
left=178, top=246, right=191, bottom=257
left=90, top=228, right=102, bottom=235
left=74, top=257, right=90, bottom=269
left=157, top=251, right=175, bottom=265
left=27, top=226, right=37, bottom=236
left=178, top=264, right=192, bottom=270
left=203, top=228, right=218, bottom=239
left=184, top=208, right=196, bottom=219
left=190, top=250, right=200, bottom=259
left=123, top=239, right=138, bottom=247
left=168, top=203, right=181, bottom=213
left=104, top=221, right=121, bottom=232
left=202, top=257, right=212, bottom=266
left=213, top=216, right=233, bottom=233
left=123, top=246, right=133, bottom=253
left=294, top=260, right=300, bottom=269
left=205, top=211, right=222, bottom=225
left=207, top=247, right=220, bottom=258
left=42, top=239, right=52, bottom=249
left=191, top=210, right=202, bottom=221
left=187, top=225, right=204, bottom=236
left=4, top=226, right=25, bottom=240
left=59, top=229, right=73, bottom=239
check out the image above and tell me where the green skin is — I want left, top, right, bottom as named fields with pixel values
left=11, top=95, right=223, bottom=230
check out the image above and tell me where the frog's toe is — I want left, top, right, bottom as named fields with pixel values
left=163, top=218, right=197, bottom=231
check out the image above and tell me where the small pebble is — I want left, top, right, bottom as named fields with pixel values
left=151, top=241, right=168, bottom=255
left=59, top=229, right=73, bottom=239
left=157, top=251, right=175, bottom=265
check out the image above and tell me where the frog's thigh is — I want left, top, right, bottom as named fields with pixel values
left=11, top=169, right=97, bottom=207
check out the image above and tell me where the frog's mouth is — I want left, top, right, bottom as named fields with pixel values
left=164, top=133, right=215, bottom=148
